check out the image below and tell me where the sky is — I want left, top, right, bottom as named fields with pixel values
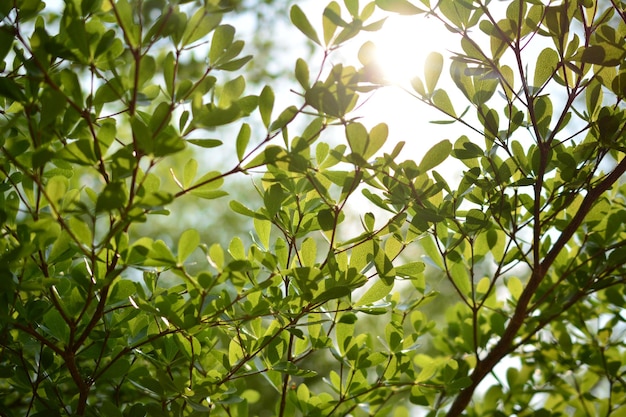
left=271, top=1, right=470, bottom=183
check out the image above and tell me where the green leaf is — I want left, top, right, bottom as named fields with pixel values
left=418, top=140, right=451, bottom=172
left=395, top=261, right=425, bottom=279
left=269, top=106, right=298, bottom=132
left=365, top=123, right=388, bottom=159
left=208, top=243, right=224, bottom=271
left=295, top=58, right=310, bottom=89
left=533, top=48, right=558, bottom=88
left=182, top=158, right=198, bottom=189
left=450, top=61, right=474, bottom=101
left=500, top=64, right=515, bottom=100
left=190, top=171, right=226, bottom=200
left=354, top=278, right=393, bottom=306
left=578, top=44, right=624, bottom=66
left=46, top=176, right=68, bottom=206
left=254, top=218, right=271, bottom=249
left=346, top=122, right=368, bottom=156
left=358, top=41, right=377, bottom=68
left=301, top=238, right=317, bottom=267
left=264, top=183, right=284, bottom=217
left=438, top=0, right=471, bottom=27
left=236, top=123, right=251, bottom=161
left=187, top=139, right=223, bottom=149
left=230, top=200, right=259, bottom=218
left=259, top=86, right=274, bottom=128
left=431, top=89, right=456, bottom=117
left=217, top=55, right=252, bottom=71
left=318, top=209, right=336, bottom=231
left=42, top=309, right=69, bottom=344
left=345, top=0, right=359, bottom=17
left=68, top=217, right=92, bottom=248
left=411, top=76, right=426, bottom=96
left=197, top=105, right=242, bottom=128
left=243, top=146, right=287, bottom=169
left=314, top=285, right=351, bottom=303
left=96, top=182, right=127, bottom=212
left=220, top=76, right=246, bottom=107
left=466, top=208, right=488, bottom=230
left=209, top=25, right=235, bottom=65
left=228, top=339, right=245, bottom=366
left=182, top=8, right=221, bottom=46
left=0, top=26, right=14, bottom=63
left=473, top=72, right=499, bottom=105
left=424, top=52, right=444, bottom=93
left=290, top=5, right=321, bottom=45
left=178, top=229, right=200, bottom=264
left=375, top=0, right=424, bottom=15
left=323, top=2, right=341, bottom=45
left=290, top=267, right=323, bottom=295
left=533, top=95, right=552, bottom=138
left=147, top=240, right=177, bottom=266
left=507, top=276, right=523, bottom=300
left=228, top=236, right=246, bottom=259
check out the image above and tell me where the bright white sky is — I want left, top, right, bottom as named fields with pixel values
left=291, top=1, right=465, bottom=175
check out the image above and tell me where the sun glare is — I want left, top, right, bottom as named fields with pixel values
left=369, top=15, right=454, bottom=86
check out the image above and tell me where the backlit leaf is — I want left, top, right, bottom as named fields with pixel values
left=375, top=0, right=424, bottom=15
left=418, top=140, right=452, bottom=172
left=431, top=89, right=456, bottom=117
left=269, top=106, right=298, bottom=132
left=209, top=25, right=235, bottom=65
left=178, top=229, right=200, bottom=264
left=354, top=278, right=393, bottom=306
left=236, top=123, right=251, bottom=161
left=424, top=52, right=444, bottom=93
left=290, top=5, right=321, bottom=45
left=533, top=48, right=558, bottom=88
left=259, top=86, right=274, bottom=129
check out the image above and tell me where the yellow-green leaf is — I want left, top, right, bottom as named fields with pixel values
left=178, top=229, right=200, bottom=264
left=424, top=52, right=444, bottom=93
left=354, top=277, right=393, bottom=306
left=290, top=5, right=321, bottom=45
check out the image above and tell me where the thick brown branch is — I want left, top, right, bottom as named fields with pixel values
left=445, top=157, right=626, bottom=416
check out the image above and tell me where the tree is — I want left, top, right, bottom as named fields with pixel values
left=1, top=0, right=625, bottom=416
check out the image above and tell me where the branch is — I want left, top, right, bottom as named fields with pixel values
left=445, top=156, right=626, bottom=416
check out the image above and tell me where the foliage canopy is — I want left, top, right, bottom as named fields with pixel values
left=1, top=0, right=626, bottom=416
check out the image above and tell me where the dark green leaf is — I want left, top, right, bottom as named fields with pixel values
left=96, top=182, right=127, bottom=212
left=318, top=208, right=335, bottom=231
left=0, top=77, right=26, bottom=102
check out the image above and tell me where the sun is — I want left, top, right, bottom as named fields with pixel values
left=365, top=15, right=454, bottom=86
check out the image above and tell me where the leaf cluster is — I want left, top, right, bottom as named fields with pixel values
left=2, top=0, right=626, bottom=416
